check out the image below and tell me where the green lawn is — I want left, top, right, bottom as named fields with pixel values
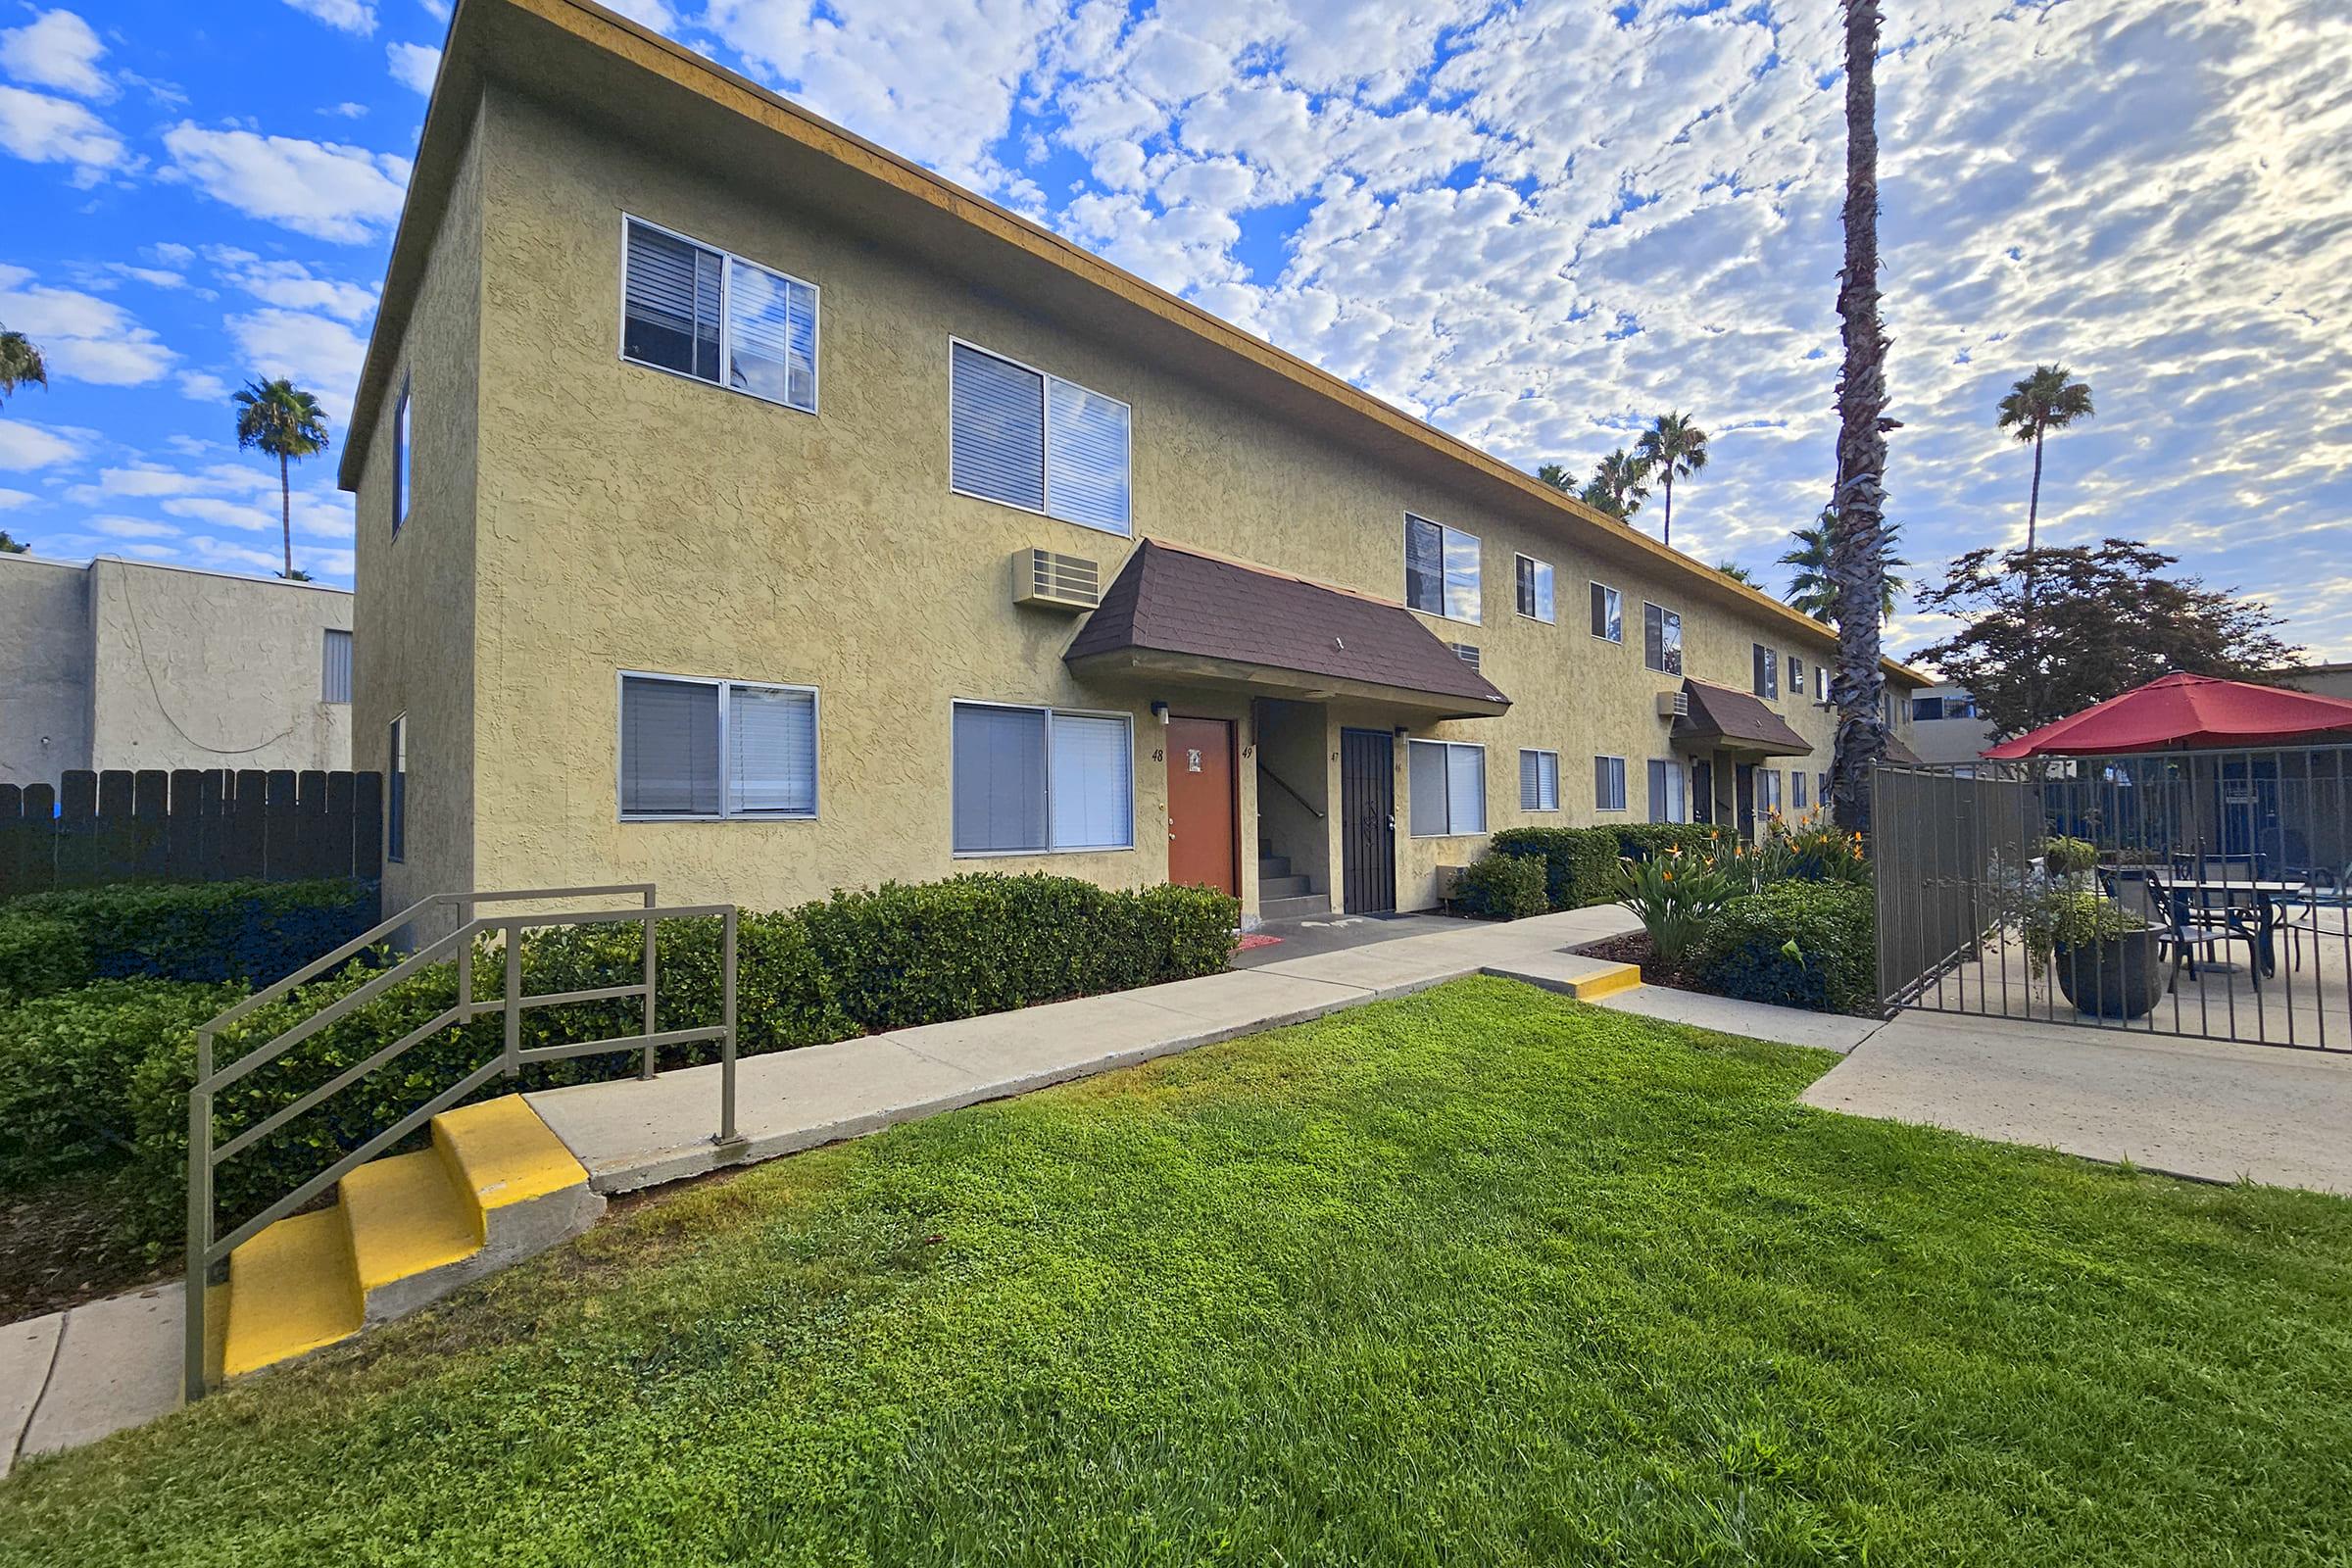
left=5, top=977, right=2350, bottom=1566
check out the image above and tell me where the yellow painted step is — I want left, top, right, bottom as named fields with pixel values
left=342, top=1149, right=479, bottom=1298
left=221, top=1208, right=362, bottom=1379
left=1563, top=962, right=1643, bottom=1001
left=434, top=1096, right=590, bottom=1236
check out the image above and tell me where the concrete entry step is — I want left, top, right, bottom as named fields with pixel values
left=1261, top=874, right=1312, bottom=899
left=1258, top=856, right=1292, bottom=881
left=1260, top=893, right=1332, bottom=920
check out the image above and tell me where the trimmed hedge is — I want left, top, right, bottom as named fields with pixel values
left=0, top=880, right=379, bottom=1004
left=1693, top=881, right=1877, bottom=1016
left=1451, top=853, right=1548, bottom=920
left=1489, top=824, right=1733, bottom=912
left=121, top=873, right=1239, bottom=1247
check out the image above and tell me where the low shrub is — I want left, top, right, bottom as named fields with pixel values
left=1490, top=827, right=1623, bottom=911
left=1693, top=880, right=1877, bottom=1016
left=0, top=880, right=379, bottom=1003
left=1614, top=823, right=1731, bottom=862
left=1450, top=853, right=1548, bottom=920
left=0, top=980, right=245, bottom=1191
left=2040, top=836, right=2100, bottom=876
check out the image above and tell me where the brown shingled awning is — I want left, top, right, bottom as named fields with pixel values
left=1882, top=732, right=1923, bottom=766
left=1065, top=539, right=1510, bottom=718
left=1673, top=678, right=1813, bottom=757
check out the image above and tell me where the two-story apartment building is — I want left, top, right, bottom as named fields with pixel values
left=344, top=0, right=1924, bottom=926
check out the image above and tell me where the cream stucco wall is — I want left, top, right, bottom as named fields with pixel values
left=0, top=555, right=91, bottom=788
left=356, top=82, right=1913, bottom=918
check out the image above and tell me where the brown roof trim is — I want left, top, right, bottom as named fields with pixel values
left=348, top=0, right=1933, bottom=686
left=1674, top=678, right=1813, bottom=758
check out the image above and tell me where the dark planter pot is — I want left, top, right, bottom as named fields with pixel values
left=2053, top=927, right=2171, bottom=1020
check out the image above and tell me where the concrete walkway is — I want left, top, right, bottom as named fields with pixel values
left=1804, top=1005, right=2352, bottom=1194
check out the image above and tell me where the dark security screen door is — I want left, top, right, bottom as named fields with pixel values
left=1341, top=728, right=1396, bottom=913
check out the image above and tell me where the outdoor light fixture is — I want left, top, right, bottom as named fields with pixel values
left=1152, top=701, right=1170, bottom=724
left=1394, top=725, right=1411, bottom=738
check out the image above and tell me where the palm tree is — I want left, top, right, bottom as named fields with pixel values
left=1826, top=0, right=1894, bottom=833
left=1581, top=448, right=1650, bottom=519
left=1782, top=509, right=1907, bottom=620
left=0, top=325, right=47, bottom=407
left=1713, top=561, right=1756, bottom=585
left=1535, top=463, right=1574, bottom=492
left=232, top=377, right=331, bottom=581
left=1634, top=413, right=1707, bottom=548
left=1995, top=365, right=2093, bottom=719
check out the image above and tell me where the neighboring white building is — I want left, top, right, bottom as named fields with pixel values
left=0, top=554, right=354, bottom=787
left=1908, top=683, right=1995, bottom=766
left=2278, top=662, right=2352, bottom=704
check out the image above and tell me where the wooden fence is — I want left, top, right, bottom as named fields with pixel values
left=0, top=769, right=383, bottom=900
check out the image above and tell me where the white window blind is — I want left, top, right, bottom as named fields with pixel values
left=1647, top=760, right=1685, bottom=823
left=1791, top=769, right=1808, bottom=810
left=953, top=704, right=1136, bottom=855
left=1515, top=556, right=1554, bottom=622
left=1519, top=750, right=1559, bottom=812
left=623, top=218, right=817, bottom=413
left=1594, top=756, right=1628, bottom=812
left=1408, top=740, right=1485, bottom=835
left=321, top=628, right=352, bottom=704
left=1408, top=737, right=1449, bottom=837
left=728, top=684, right=817, bottom=816
left=623, top=220, right=721, bottom=382
left=1446, top=745, right=1487, bottom=833
left=950, top=342, right=1130, bottom=535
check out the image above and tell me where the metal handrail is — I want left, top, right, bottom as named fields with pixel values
left=1257, top=762, right=1326, bottom=821
left=184, top=884, right=736, bottom=1400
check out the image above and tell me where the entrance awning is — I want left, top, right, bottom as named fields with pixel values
left=1673, top=678, right=1813, bottom=758
left=1065, top=539, right=1511, bottom=719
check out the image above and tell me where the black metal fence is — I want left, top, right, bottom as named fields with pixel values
left=1873, top=747, right=2352, bottom=1049
left=0, top=768, right=383, bottom=900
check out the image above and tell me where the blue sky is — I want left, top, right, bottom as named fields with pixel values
left=4, top=0, right=2348, bottom=662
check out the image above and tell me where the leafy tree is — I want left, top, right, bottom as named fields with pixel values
left=1634, top=414, right=1706, bottom=547
left=1994, top=364, right=2094, bottom=717
left=0, top=530, right=28, bottom=554
left=1781, top=508, right=1906, bottom=620
left=0, top=325, right=47, bottom=407
left=1827, top=0, right=1895, bottom=833
left=1909, top=539, right=2300, bottom=740
left=1535, top=463, right=1574, bottom=492
left=1713, top=561, right=1756, bottom=585
left=1582, top=448, right=1650, bottom=520
left=232, top=377, right=331, bottom=581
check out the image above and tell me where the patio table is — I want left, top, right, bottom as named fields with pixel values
left=2172, top=878, right=2303, bottom=977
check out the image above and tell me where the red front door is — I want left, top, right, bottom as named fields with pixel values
left=1166, top=716, right=1238, bottom=896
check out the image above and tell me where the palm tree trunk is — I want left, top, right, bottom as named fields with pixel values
left=2021, top=424, right=2045, bottom=726
left=1661, top=475, right=1673, bottom=548
left=278, top=451, right=293, bottom=580
left=1828, top=0, right=1890, bottom=837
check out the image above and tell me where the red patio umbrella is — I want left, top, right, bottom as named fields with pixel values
left=1983, top=671, right=2352, bottom=758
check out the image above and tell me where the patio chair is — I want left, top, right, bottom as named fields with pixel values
left=2137, top=869, right=2263, bottom=986
left=2279, top=866, right=2352, bottom=972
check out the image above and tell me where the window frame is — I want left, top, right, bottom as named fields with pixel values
left=1788, top=653, right=1803, bottom=703
left=617, top=212, right=822, bottom=416
left=1593, top=754, right=1629, bottom=813
left=391, top=375, right=411, bottom=536
left=1406, top=738, right=1488, bottom=837
left=950, top=698, right=1138, bottom=857
left=1761, top=768, right=1785, bottom=814
left=1792, top=769, right=1809, bottom=810
left=1589, top=580, right=1623, bottom=644
left=614, top=667, right=822, bottom=823
left=1513, top=554, right=1555, bottom=623
left=1402, top=513, right=1482, bottom=625
left=1646, top=758, right=1686, bottom=823
left=1518, top=748, right=1561, bottom=813
left=946, top=336, right=1134, bottom=538
left=321, top=627, right=352, bottom=704
left=1752, top=643, right=1780, bottom=701
left=386, top=712, right=406, bottom=864
left=1642, top=601, right=1683, bottom=674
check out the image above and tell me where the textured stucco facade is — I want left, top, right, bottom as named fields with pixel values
left=0, top=554, right=352, bottom=788
left=345, top=6, right=1919, bottom=922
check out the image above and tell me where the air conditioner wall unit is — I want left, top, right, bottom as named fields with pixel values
left=1011, top=548, right=1101, bottom=612
left=1655, top=689, right=1690, bottom=718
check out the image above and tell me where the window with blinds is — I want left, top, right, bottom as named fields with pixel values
left=949, top=342, right=1131, bottom=535
left=1589, top=581, right=1622, bottom=643
left=1404, top=514, right=1480, bottom=622
left=622, top=218, right=817, bottom=413
left=1593, top=755, right=1628, bottom=813
left=618, top=672, right=817, bottom=820
left=952, top=702, right=1134, bottom=854
left=321, top=628, right=352, bottom=704
left=1791, top=769, right=1808, bottom=810
left=1518, top=749, right=1559, bottom=812
left=1646, top=759, right=1685, bottom=823
left=1514, top=555, right=1554, bottom=622
left=1643, top=602, right=1682, bottom=674
left=1407, top=740, right=1485, bottom=836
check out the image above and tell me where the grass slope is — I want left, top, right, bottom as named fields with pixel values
left=4, top=977, right=2349, bottom=1565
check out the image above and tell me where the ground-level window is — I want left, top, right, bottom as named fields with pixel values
left=1404, top=514, right=1481, bottom=623
left=1518, top=749, right=1559, bottom=812
left=1407, top=740, right=1486, bottom=836
left=1760, top=769, right=1784, bottom=814
left=622, top=216, right=819, bottom=413
left=952, top=702, right=1134, bottom=855
left=321, top=628, right=352, bottom=704
left=1818, top=770, right=1831, bottom=802
left=386, top=713, right=406, bottom=863
left=1792, top=769, right=1808, bottom=810
left=1594, top=755, right=1628, bottom=813
left=618, top=672, right=818, bottom=820
left=1514, top=555, right=1554, bottom=622
left=1646, top=759, right=1685, bottom=823
left=1590, top=581, right=1623, bottom=643
left=1643, top=602, right=1682, bottom=674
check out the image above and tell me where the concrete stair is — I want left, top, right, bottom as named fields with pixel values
left=1255, top=853, right=1329, bottom=920
left=219, top=1096, right=604, bottom=1381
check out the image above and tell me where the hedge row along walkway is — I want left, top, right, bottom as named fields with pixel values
left=6, top=904, right=1652, bottom=1474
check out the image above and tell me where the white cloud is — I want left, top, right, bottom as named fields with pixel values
left=386, top=41, right=439, bottom=94
left=178, top=370, right=229, bottom=401
left=225, top=308, right=369, bottom=418
left=219, top=259, right=378, bottom=320
left=161, top=123, right=410, bottom=243
left=90, top=514, right=182, bottom=540
left=0, top=418, right=90, bottom=469
left=0, top=9, right=111, bottom=99
left=600, top=0, right=675, bottom=28
left=161, top=496, right=275, bottom=532
left=0, top=83, right=127, bottom=182
left=321, top=100, right=368, bottom=119
left=282, top=0, right=376, bottom=35
left=0, top=486, right=33, bottom=509
left=0, top=264, right=174, bottom=385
